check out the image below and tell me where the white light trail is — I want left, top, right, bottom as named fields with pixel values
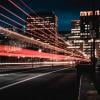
left=0, top=19, right=55, bottom=45
left=7, top=0, right=69, bottom=49
left=0, top=13, right=23, bottom=27
left=0, top=5, right=58, bottom=44
left=0, top=24, right=86, bottom=59
left=0, top=5, right=25, bottom=23
left=0, top=0, right=87, bottom=59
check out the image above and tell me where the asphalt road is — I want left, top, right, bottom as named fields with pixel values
left=0, top=67, right=78, bottom=100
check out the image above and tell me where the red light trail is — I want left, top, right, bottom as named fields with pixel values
left=0, top=27, right=72, bottom=55
left=0, top=0, right=89, bottom=61
left=0, top=27, right=89, bottom=60
left=1, top=0, right=82, bottom=57
left=0, top=44, right=89, bottom=62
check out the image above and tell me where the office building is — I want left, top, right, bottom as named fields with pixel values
left=80, top=10, right=100, bottom=39
left=26, top=12, right=58, bottom=46
left=66, top=20, right=84, bottom=51
left=80, top=10, right=100, bottom=57
left=65, top=16, right=100, bottom=58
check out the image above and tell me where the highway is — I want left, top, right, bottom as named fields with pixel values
left=0, top=66, right=78, bottom=100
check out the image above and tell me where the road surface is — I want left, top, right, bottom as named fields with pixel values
left=0, top=66, right=78, bottom=100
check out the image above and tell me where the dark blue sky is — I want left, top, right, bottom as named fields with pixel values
left=24, top=0, right=88, bottom=31
left=0, top=0, right=100, bottom=31
left=23, top=0, right=100, bottom=31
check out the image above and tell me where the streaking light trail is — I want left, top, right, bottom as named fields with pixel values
left=0, top=13, right=23, bottom=27
left=7, top=0, right=72, bottom=47
left=0, top=27, right=75, bottom=55
left=0, top=44, right=89, bottom=62
left=0, top=0, right=90, bottom=62
left=0, top=5, right=61, bottom=45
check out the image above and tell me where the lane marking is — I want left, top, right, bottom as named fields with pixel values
left=0, top=67, right=72, bottom=90
left=0, top=73, right=15, bottom=77
left=0, top=74, right=10, bottom=77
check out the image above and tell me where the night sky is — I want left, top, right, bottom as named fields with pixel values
left=0, top=0, right=100, bottom=31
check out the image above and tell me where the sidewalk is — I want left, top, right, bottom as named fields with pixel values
left=78, top=74, right=100, bottom=100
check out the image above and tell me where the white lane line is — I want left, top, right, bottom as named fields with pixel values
left=0, top=67, right=71, bottom=90
left=0, top=74, right=13, bottom=77
left=0, top=74, right=9, bottom=77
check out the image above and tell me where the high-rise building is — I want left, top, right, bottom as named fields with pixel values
left=26, top=12, right=58, bottom=46
left=71, top=20, right=80, bottom=35
left=80, top=10, right=100, bottom=58
left=66, top=20, right=84, bottom=51
left=80, top=10, right=100, bottom=39
left=65, top=15, right=100, bottom=58
left=26, top=12, right=78, bottom=55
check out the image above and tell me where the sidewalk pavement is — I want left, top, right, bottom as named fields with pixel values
left=78, top=74, right=100, bottom=100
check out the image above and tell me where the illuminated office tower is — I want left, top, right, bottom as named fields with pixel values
left=26, top=12, right=58, bottom=46
left=80, top=10, right=100, bottom=39
left=66, top=15, right=100, bottom=58
left=71, top=20, right=80, bottom=36
left=80, top=10, right=100, bottom=57
left=67, top=20, right=84, bottom=51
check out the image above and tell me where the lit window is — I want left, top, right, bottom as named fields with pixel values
left=95, top=10, right=100, bottom=15
left=80, top=11, right=87, bottom=16
left=80, top=11, right=93, bottom=16
left=87, top=11, right=93, bottom=16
